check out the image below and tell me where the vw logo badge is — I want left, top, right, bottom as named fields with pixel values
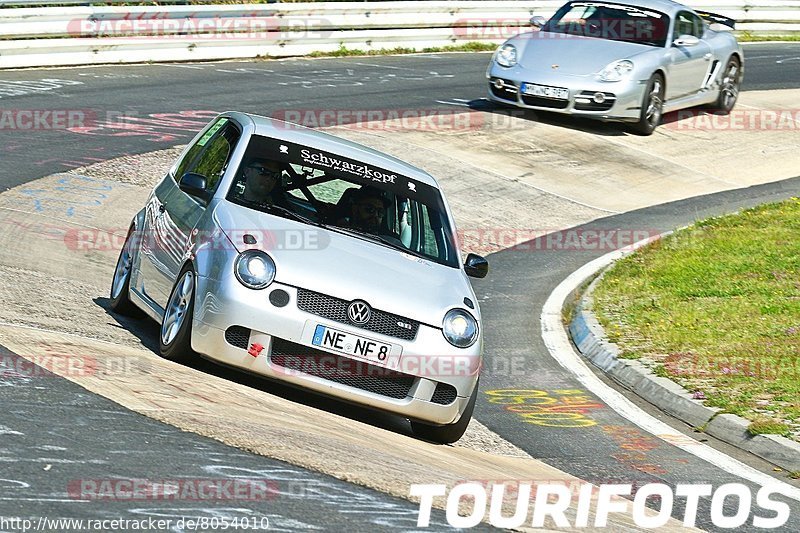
left=347, top=300, right=371, bottom=324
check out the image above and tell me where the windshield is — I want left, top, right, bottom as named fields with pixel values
left=226, top=135, right=459, bottom=268
left=543, top=1, right=669, bottom=47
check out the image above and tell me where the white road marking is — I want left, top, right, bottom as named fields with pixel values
left=540, top=237, right=800, bottom=502
left=434, top=100, right=470, bottom=107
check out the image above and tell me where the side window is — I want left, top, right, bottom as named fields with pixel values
left=174, top=118, right=241, bottom=195
left=673, top=12, right=694, bottom=39
left=690, top=14, right=705, bottom=38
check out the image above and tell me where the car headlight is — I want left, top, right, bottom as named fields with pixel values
left=495, top=44, right=517, bottom=67
left=599, top=60, right=634, bottom=82
left=442, top=309, right=479, bottom=348
left=235, top=250, right=276, bottom=290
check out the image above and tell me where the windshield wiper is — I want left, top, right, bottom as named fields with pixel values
left=257, top=203, right=323, bottom=227
left=329, top=225, right=432, bottom=261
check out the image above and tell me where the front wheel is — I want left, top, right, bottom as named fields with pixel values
left=159, top=266, right=198, bottom=363
left=629, top=73, right=664, bottom=136
left=109, top=227, right=142, bottom=317
left=709, top=56, right=741, bottom=114
left=411, top=380, right=478, bottom=444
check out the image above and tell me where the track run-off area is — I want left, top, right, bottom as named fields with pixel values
left=1, top=44, right=799, bottom=531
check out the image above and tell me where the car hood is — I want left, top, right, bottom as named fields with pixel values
left=516, top=32, right=650, bottom=75
left=213, top=201, right=478, bottom=327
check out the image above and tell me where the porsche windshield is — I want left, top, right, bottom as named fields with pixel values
left=543, top=1, right=669, bottom=47
left=226, top=135, right=460, bottom=268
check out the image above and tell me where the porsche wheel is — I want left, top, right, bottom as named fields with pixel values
left=709, top=56, right=741, bottom=114
left=109, top=227, right=142, bottom=317
left=411, top=380, right=478, bottom=444
left=159, top=266, right=198, bottom=362
left=629, top=73, right=664, bottom=136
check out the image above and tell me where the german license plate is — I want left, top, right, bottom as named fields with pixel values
left=312, top=325, right=392, bottom=363
left=520, top=82, right=569, bottom=100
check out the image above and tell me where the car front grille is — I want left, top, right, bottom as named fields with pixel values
left=431, top=382, right=458, bottom=405
left=225, top=326, right=250, bottom=349
left=269, top=338, right=415, bottom=400
left=520, top=95, right=570, bottom=109
left=574, top=91, right=616, bottom=111
left=296, top=288, right=419, bottom=341
left=489, top=78, right=518, bottom=101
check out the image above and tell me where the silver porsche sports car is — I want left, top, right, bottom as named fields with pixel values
left=109, top=112, right=488, bottom=443
left=486, top=0, right=743, bottom=134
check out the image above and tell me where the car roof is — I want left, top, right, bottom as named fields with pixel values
left=566, top=0, right=686, bottom=16
left=224, top=111, right=441, bottom=189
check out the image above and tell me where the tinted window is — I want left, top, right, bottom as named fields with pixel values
left=674, top=11, right=703, bottom=39
left=174, top=118, right=240, bottom=195
left=544, top=1, right=669, bottom=47
left=226, top=135, right=459, bottom=268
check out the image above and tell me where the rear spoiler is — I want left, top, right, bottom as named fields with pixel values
left=696, top=11, right=736, bottom=29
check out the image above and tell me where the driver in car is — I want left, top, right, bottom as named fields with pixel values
left=340, top=186, right=390, bottom=234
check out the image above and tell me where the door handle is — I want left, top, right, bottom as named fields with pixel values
left=703, top=53, right=712, bottom=61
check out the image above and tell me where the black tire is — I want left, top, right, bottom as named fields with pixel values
left=629, top=73, right=664, bottom=136
left=708, top=56, right=741, bottom=114
left=411, top=380, right=479, bottom=444
left=109, top=227, right=143, bottom=317
left=159, top=265, right=198, bottom=363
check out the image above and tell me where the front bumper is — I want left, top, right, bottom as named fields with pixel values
left=190, top=274, right=481, bottom=426
left=486, top=63, right=647, bottom=121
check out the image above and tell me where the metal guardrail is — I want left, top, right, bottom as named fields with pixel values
left=0, top=1, right=798, bottom=69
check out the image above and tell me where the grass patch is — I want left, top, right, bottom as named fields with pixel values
left=748, top=420, right=792, bottom=438
left=593, top=198, right=800, bottom=441
left=307, top=42, right=495, bottom=58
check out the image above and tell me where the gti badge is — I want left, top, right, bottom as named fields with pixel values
left=347, top=300, right=372, bottom=324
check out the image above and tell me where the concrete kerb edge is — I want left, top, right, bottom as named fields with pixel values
left=563, top=233, right=800, bottom=473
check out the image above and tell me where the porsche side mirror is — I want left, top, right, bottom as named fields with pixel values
left=464, top=253, right=489, bottom=279
left=673, top=34, right=700, bottom=47
left=530, top=16, right=547, bottom=29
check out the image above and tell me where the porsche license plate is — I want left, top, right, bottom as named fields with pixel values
left=312, top=325, right=392, bottom=363
left=520, top=83, right=569, bottom=100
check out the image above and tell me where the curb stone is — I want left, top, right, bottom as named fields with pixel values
left=567, top=266, right=800, bottom=473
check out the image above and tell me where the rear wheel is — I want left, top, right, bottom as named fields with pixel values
left=159, top=266, right=198, bottom=363
left=109, top=228, right=142, bottom=317
left=629, top=73, right=664, bottom=136
left=709, top=56, right=741, bottom=114
left=411, top=380, right=478, bottom=444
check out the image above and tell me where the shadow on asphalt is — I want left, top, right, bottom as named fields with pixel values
left=93, top=296, right=418, bottom=440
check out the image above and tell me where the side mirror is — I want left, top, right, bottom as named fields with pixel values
left=530, top=15, right=547, bottom=29
left=464, top=253, right=489, bottom=279
left=673, top=34, right=700, bottom=47
left=179, top=172, right=210, bottom=202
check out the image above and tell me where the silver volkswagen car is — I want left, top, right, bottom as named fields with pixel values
left=109, top=112, right=488, bottom=443
left=486, top=0, right=743, bottom=134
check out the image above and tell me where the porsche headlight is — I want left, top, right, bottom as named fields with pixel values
left=235, top=250, right=276, bottom=290
left=442, top=309, right=479, bottom=348
left=599, top=60, right=634, bottom=82
left=496, top=44, right=518, bottom=68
